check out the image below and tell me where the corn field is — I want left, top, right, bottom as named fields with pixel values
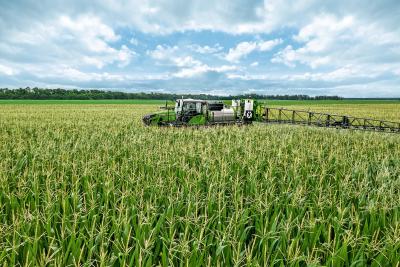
left=0, top=103, right=399, bottom=266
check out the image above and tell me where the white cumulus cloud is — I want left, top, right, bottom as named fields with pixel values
left=147, top=45, right=179, bottom=61
left=173, top=64, right=237, bottom=78
left=0, top=0, right=400, bottom=97
left=0, top=64, right=17, bottom=76
left=225, top=39, right=282, bottom=63
left=188, top=44, right=224, bottom=54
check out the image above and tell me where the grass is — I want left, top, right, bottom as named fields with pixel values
left=0, top=102, right=399, bottom=266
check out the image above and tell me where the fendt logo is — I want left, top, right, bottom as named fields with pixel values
left=245, top=110, right=253, bottom=119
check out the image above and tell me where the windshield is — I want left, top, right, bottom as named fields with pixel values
left=183, top=102, right=197, bottom=112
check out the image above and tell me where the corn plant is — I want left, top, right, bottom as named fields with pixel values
left=0, top=103, right=399, bottom=266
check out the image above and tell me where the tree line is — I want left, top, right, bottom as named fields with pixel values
left=0, top=87, right=345, bottom=100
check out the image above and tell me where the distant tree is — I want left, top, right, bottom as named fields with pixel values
left=0, top=88, right=352, bottom=100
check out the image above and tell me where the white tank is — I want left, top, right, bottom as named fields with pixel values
left=209, top=108, right=235, bottom=122
left=244, top=99, right=254, bottom=119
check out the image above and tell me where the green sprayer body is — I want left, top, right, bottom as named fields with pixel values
left=142, top=99, right=262, bottom=126
left=142, top=99, right=400, bottom=133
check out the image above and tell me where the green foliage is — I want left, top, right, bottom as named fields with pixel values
left=0, top=103, right=399, bottom=266
left=148, top=111, right=176, bottom=125
left=188, top=115, right=206, bottom=125
left=0, top=87, right=348, bottom=100
left=1, top=99, right=399, bottom=106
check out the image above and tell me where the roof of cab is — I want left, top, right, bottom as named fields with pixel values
left=179, top=99, right=206, bottom=103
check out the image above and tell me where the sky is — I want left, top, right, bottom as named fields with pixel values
left=0, top=0, right=400, bottom=97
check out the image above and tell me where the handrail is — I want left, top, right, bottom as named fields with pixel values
left=262, top=107, right=400, bottom=133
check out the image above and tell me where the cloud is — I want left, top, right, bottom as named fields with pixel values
left=225, top=42, right=258, bottom=63
left=57, top=15, right=136, bottom=68
left=129, top=38, right=139, bottom=46
left=187, top=44, right=224, bottom=54
left=271, top=45, right=301, bottom=68
left=59, top=15, right=120, bottom=46
left=173, top=56, right=202, bottom=68
left=173, top=65, right=237, bottom=78
left=147, top=45, right=204, bottom=68
left=0, top=64, right=17, bottom=76
left=286, top=65, right=378, bottom=82
left=272, top=12, right=400, bottom=75
left=117, top=45, right=136, bottom=67
left=0, top=14, right=136, bottom=70
left=225, top=39, right=282, bottom=62
left=0, top=1, right=311, bottom=36
left=2, top=0, right=400, bottom=35
left=147, top=45, right=179, bottom=61
left=258, top=39, right=283, bottom=51
left=82, top=56, right=106, bottom=69
left=0, top=0, right=400, bottom=97
left=272, top=14, right=355, bottom=68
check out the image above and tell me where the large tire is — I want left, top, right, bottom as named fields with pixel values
left=142, top=114, right=155, bottom=126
